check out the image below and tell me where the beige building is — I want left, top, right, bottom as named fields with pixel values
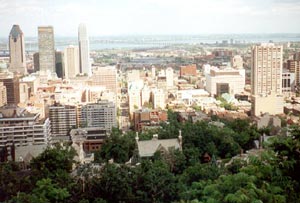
left=9, top=25, right=27, bottom=74
left=251, top=44, right=283, bottom=116
left=141, top=85, right=151, bottom=107
left=252, top=93, right=284, bottom=116
left=287, top=60, right=300, bottom=86
left=38, top=26, right=55, bottom=73
left=129, top=90, right=142, bottom=115
left=89, top=66, right=117, bottom=93
left=151, top=88, right=166, bottom=109
left=20, top=75, right=40, bottom=95
left=127, top=69, right=140, bottom=82
left=205, top=66, right=245, bottom=96
left=19, top=83, right=29, bottom=103
left=166, top=67, right=174, bottom=88
left=251, top=43, right=283, bottom=95
left=231, top=55, right=243, bottom=69
left=0, top=82, right=7, bottom=107
left=64, top=45, right=80, bottom=79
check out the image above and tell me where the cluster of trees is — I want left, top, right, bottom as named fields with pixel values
left=1, top=110, right=300, bottom=202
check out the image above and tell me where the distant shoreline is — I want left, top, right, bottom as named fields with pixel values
left=1, top=34, right=300, bottom=51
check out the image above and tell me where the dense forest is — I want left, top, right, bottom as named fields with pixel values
left=1, top=110, right=300, bottom=203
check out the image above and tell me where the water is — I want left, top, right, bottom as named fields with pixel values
left=1, top=34, right=300, bottom=52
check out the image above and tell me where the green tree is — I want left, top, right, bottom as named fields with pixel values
left=95, top=129, right=136, bottom=163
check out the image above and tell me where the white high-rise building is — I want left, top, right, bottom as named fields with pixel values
left=141, top=84, right=151, bottom=106
left=64, top=45, right=80, bottom=79
left=151, top=88, right=166, bottom=109
left=151, top=65, right=156, bottom=79
left=9, top=25, right=27, bottom=74
left=78, top=23, right=91, bottom=76
left=166, top=67, right=174, bottom=88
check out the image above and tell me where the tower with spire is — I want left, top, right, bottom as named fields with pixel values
left=9, top=25, right=27, bottom=74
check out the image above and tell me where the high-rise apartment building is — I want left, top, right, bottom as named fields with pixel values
left=64, top=45, right=80, bottom=79
left=49, top=104, right=77, bottom=137
left=251, top=43, right=283, bottom=95
left=251, top=43, right=283, bottom=116
left=9, top=25, right=27, bottom=74
left=80, top=100, right=117, bottom=131
left=78, top=23, right=91, bottom=76
left=38, top=26, right=55, bottom=73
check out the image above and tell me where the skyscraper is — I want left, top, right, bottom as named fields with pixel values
left=78, top=23, right=91, bottom=76
left=64, top=45, right=80, bottom=79
left=251, top=43, right=283, bottom=116
left=38, top=26, right=55, bottom=74
left=9, top=25, right=26, bottom=74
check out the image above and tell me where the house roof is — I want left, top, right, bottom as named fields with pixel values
left=137, top=138, right=180, bottom=157
left=15, top=145, right=47, bottom=163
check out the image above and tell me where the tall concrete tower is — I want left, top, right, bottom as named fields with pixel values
left=38, top=26, right=55, bottom=74
left=9, top=25, right=27, bottom=74
left=78, top=23, right=91, bottom=76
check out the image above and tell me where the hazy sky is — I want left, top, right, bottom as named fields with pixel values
left=1, top=0, right=300, bottom=37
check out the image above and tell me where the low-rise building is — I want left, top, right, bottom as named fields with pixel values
left=133, top=109, right=168, bottom=132
left=80, top=100, right=117, bottom=131
left=0, top=106, right=51, bottom=158
left=206, top=66, right=245, bottom=96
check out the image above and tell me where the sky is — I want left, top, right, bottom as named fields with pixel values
left=1, top=0, right=300, bottom=37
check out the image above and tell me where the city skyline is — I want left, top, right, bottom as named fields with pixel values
left=1, top=0, right=300, bottom=37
